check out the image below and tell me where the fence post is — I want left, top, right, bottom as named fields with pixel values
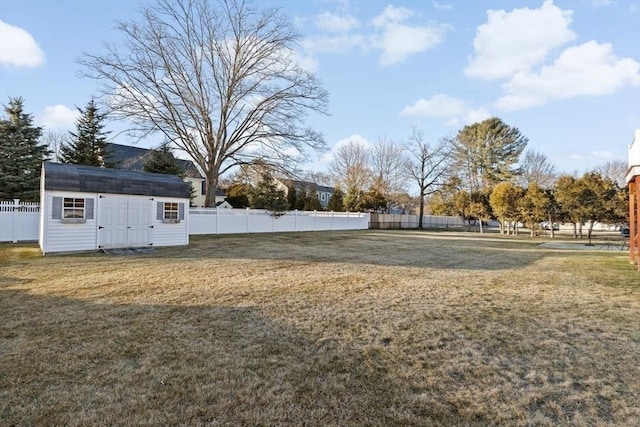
left=331, top=211, right=334, bottom=231
left=314, top=210, right=317, bottom=231
left=294, top=209, right=298, bottom=232
left=216, top=206, right=219, bottom=235
left=12, top=199, right=20, bottom=243
left=246, top=207, right=250, bottom=233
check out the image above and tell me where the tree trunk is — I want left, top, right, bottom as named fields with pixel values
left=417, top=194, right=424, bottom=229
left=204, top=169, right=220, bottom=207
left=549, top=215, right=555, bottom=239
left=578, top=222, right=583, bottom=239
left=572, top=223, right=577, bottom=239
left=479, top=219, right=484, bottom=233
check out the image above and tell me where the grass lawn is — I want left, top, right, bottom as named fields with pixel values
left=1, top=230, right=639, bottom=425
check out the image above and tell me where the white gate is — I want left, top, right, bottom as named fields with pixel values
left=98, top=196, right=151, bottom=248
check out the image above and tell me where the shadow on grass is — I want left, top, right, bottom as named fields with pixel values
left=3, top=231, right=604, bottom=271
left=0, top=288, right=457, bottom=426
left=155, top=230, right=553, bottom=271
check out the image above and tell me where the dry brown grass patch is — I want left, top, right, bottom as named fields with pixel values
left=1, top=231, right=638, bottom=425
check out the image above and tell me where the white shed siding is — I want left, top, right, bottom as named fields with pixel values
left=152, top=197, right=189, bottom=246
left=41, top=191, right=98, bottom=254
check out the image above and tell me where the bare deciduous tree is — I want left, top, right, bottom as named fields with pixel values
left=404, top=128, right=452, bottom=229
left=328, top=139, right=371, bottom=192
left=370, top=136, right=406, bottom=196
left=41, top=131, right=69, bottom=162
left=303, top=170, right=332, bottom=187
left=518, top=149, right=557, bottom=189
left=594, top=159, right=627, bottom=188
left=80, top=0, right=328, bottom=206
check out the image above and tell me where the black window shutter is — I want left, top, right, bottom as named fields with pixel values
left=52, top=197, right=62, bottom=219
left=85, top=198, right=94, bottom=219
left=157, top=202, right=164, bottom=220
left=201, top=180, right=206, bottom=196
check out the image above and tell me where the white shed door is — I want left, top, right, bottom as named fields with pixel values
left=126, top=198, right=151, bottom=247
left=99, top=196, right=151, bottom=248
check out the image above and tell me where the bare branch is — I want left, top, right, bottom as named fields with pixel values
left=79, top=0, right=328, bottom=206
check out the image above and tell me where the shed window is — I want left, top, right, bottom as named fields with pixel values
left=63, top=198, right=85, bottom=219
left=164, top=202, right=179, bottom=220
left=320, top=193, right=326, bottom=202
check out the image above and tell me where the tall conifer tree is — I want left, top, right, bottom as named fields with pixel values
left=0, top=97, right=48, bottom=201
left=60, top=99, right=110, bottom=166
left=143, top=142, right=182, bottom=175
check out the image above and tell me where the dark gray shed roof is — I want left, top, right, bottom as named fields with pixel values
left=43, top=162, right=191, bottom=198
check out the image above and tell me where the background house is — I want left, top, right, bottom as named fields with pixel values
left=39, top=162, right=190, bottom=254
left=105, top=143, right=225, bottom=207
left=275, top=178, right=334, bottom=209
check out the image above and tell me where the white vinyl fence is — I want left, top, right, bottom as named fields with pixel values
left=189, top=208, right=370, bottom=235
left=0, top=200, right=40, bottom=242
left=0, top=204, right=369, bottom=244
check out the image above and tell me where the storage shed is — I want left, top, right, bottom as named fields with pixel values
left=39, top=162, right=191, bottom=254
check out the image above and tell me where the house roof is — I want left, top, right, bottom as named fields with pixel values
left=277, top=178, right=334, bottom=194
left=105, top=143, right=204, bottom=179
left=43, top=162, right=191, bottom=198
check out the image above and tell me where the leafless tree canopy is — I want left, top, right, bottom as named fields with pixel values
left=80, top=0, right=328, bottom=205
left=594, top=159, right=627, bottom=188
left=404, top=128, right=452, bottom=227
left=518, top=149, right=557, bottom=189
left=41, top=131, right=70, bottom=163
left=370, top=136, right=407, bottom=195
left=328, top=139, right=371, bottom=191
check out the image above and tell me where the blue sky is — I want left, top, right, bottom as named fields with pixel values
left=1, top=0, right=639, bottom=181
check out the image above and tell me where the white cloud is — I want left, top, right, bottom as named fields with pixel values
left=37, top=105, right=79, bottom=130
left=401, top=94, right=490, bottom=126
left=496, top=41, right=640, bottom=110
left=291, top=50, right=319, bottom=73
left=303, top=5, right=447, bottom=66
left=432, top=2, right=453, bottom=11
left=375, top=23, right=447, bottom=66
left=466, top=0, right=576, bottom=80
left=370, top=6, right=446, bottom=66
left=314, top=12, right=359, bottom=33
left=302, top=34, right=367, bottom=54
left=591, top=150, right=614, bottom=159
left=464, top=107, right=491, bottom=124
left=0, top=20, right=45, bottom=68
left=401, top=94, right=467, bottom=117
left=372, top=5, right=413, bottom=28
left=320, top=134, right=371, bottom=163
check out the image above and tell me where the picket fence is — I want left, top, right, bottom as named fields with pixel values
left=0, top=200, right=40, bottom=243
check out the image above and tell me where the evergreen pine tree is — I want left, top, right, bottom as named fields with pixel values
left=60, top=99, right=110, bottom=166
left=143, top=142, right=182, bottom=175
left=286, top=184, right=297, bottom=209
left=0, top=97, right=48, bottom=201
left=303, top=185, right=323, bottom=211
left=327, top=187, right=345, bottom=211
left=249, top=171, right=288, bottom=214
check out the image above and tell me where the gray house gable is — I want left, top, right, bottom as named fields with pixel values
left=43, top=162, right=191, bottom=198
left=278, top=179, right=334, bottom=195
